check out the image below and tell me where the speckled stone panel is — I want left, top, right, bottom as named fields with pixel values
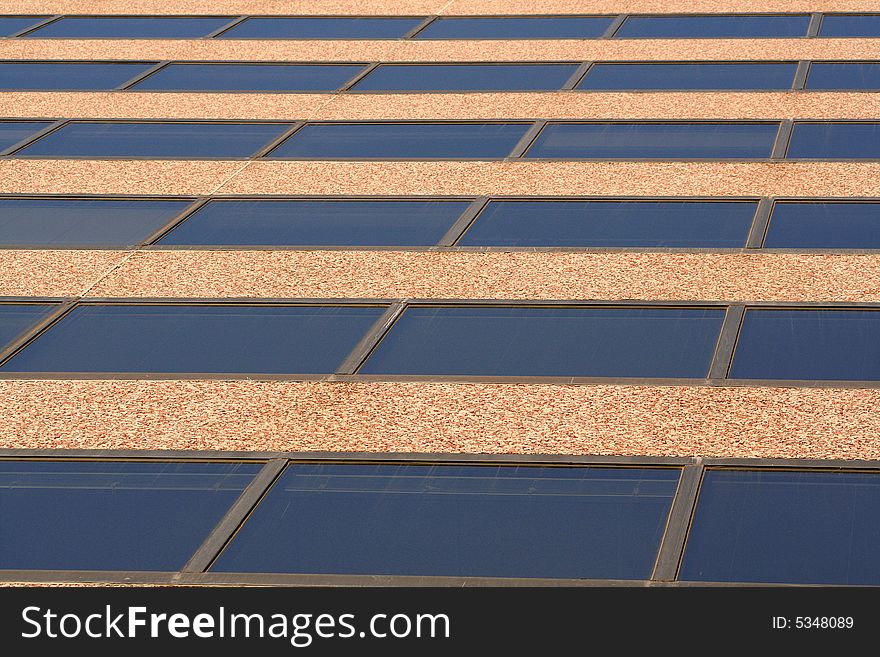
left=443, top=1, right=880, bottom=13
left=0, top=250, right=125, bottom=297
left=5, top=91, right=880, bottom=121
left=316, top=92, right=880, bottom=121
left=0, top=160, right=249, bottom=195
left=0, top=379, right=878, bottom=460
left=220, top=161, right=880, bottom=197
left=4, top=38, right=880, bottom=62
left=90, top=251, right=880, bottom=302
left=4, top=1, right=448, bottom=14
left=0, top=92, right=329, bottom=121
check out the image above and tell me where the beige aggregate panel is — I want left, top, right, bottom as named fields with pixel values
left=444, top=1, right=880, bottom=12
left=4, top=38, right=880, bottom=62
left=0, top=250, right=125, bottom=297
left=3, top=1, right=447, bottom=14
left=0, top=379, right=877, bottom=460
left=0, top=160, right=249, bottom=195
left=220, top=161, right=880, bottom=197
left=91, top=251, right=880, bottom=303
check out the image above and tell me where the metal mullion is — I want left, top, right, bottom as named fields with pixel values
left=0, top=298, right=79, bottom=366
left=792, top=60, right=810, bottom=90
left=437, top=196, right=488, bottom=246
left=114, top=60, right=171, bottom=90
left=651, top=462, right=703, bottom=581
left=770, top=119, right=793, bottom=160
left=204, top=15, right=249, bottom=39
left=251, top=121, right=305, bottom=158
left=744, top=197, right=773, bottom=248
left=7, top=15, right=62, bottom=38
left=334, top=301, right=407, bottom=375
left=561, top=61, right=592, bottom=90
left=807, top=13, right=823, bottom=37
left=0, top=119, right=66, bottom=156
left=338, top=62, right=381, bottom=91
left=707, top=304, right=745, bottom=380
left=179, top=458, right=288, bottom=574
left=137, top=196, right=209, bottom=247
left=401, top=16, right=437, bottom=40
left=507, top=120, right=546, bottom=159
left=602, top=15, right=627, bottom=39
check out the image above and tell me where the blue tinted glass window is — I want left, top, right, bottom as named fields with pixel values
left=0, top=198, right=192, bottom=247
left=819, top=14, right=880, bottom=37
left=526, top=122, right=778, bottom=159
left=360, top=306, right=725, bottom=378
left=730, top=309, right=880, bottom=380
left=765, top=202, right=880, bottom=249
left=14, top=122, right=292, bottom=158
left=0, top=304, right=57, bottom=349
left=24, top=16, right=234, bottom=38
left=267, top=122, right=530, bottom=159
left=0, top=304, right=386, bottom=374
left=217, top=17, right=424, bottom=39
left=351, top=63, right=579, bottom=91
left=460, top=200, right=756, bottom=248
left=0, top=62, right=155, bottom=90
left=213, top=463, right=680, bottom=579
left=615, top=15, right=810, bottom=38
left=0, top=460, right=261, bottom=571
left=414, top=16, right=614, bottom=39
left=130, top=63, right=367, bottom=92
left=577, top=62, right=797, bottom=90
left=806, top=63, right=880, bottom=90
left=157, top=199, right=470, bottom=247
left=681, top=469, right=880, bottom=584
left=787, top=123, right=880, bottom=159
left=0, top=121, right=52, bottom=152
left=0, top=16, right=49, bottom=36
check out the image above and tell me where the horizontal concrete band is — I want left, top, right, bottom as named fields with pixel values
left=5, top=91, right=880, bottom=121
left=4, top=160, right=880, bottom=197
left=0, top=379, right=876, bottom=460
left=4, top=250, right=880, bottom=302
left=5, top=39, right=880, bottom=63
left=8, top=0, right=880, bottom=16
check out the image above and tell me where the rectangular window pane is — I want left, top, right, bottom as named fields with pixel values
left=0, top=303, right=57, bottom=349
left=787, top=122, right=880, bottom=159
left=0, top=304, right=386, bottom=374
left=577, top=62, right=797, bottom=91
left=129, top=63, right=367, bottom=92
left=414, top=16, right=614, bottom=39
left=525, top=122, right=778, bottom=159
left=680, top=469, right=880, bottom=585
left=24, top=16, right=234, bottom=38
left=266, top=122, right=531, bottom=159
left=730, top=309, right=880, bottom=380
left=0, top=460, right=261, bottom=571
left=0, top=16, right=49, bottom=36
left=217, top=17, right=424, bottom=39
left=212, top=463, right=680, bottom=580
left=0, top=198, right=193, bottom=247
left=350, top=63, right=580, bottom=91
left=0, top=62, right=155, bottom=91
left=360, top=306, right=725, bottom=378
left=806, top=62, right=880, bottom=90
left=14, top=122, right=293, bottom=158
left=0, top=121, right=52, bottom=151
left=764, top=202, right=880, bottom=249
left=459, top=200, right=756, bottom=248
left=157, top=199, right=470, bottom=247
left=819, top=14, right=880, bottom=37
left=615, top=15, right=810, bottom=38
